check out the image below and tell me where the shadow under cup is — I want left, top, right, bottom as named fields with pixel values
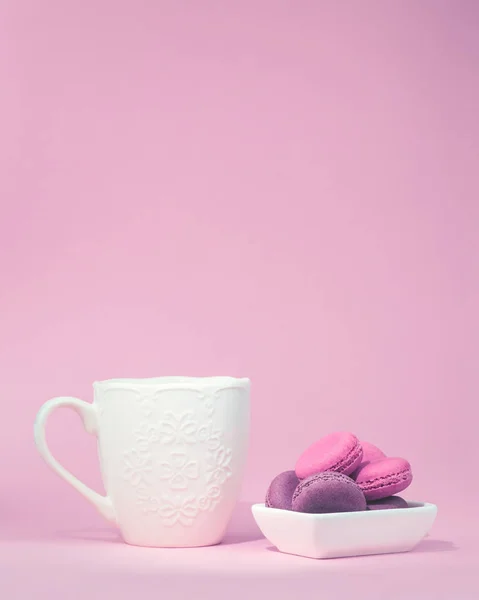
left=35, top=376, right=251, bottom=548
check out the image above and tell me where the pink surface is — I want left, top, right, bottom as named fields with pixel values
left=1, top=502, right=478, bottom=599
left=1, top=0, right=479, bottom=596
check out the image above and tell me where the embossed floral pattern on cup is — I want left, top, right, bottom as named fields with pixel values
left=159, top=452, right=199, bottom=490
left=198, top=485, right=222, bottom=512
left=135, top=392, right=155, bottom=417
left=127, top=390, right=235, bottom=526
left=159, top=496, right=198, bottom=527
left=158, top=411, right=198, bottom=445
left=198, top=392, right=217, bottom=417
left=134, top=423, right=160, bottom=452
left=123, top=450, right=153, bottom=486
left=136, top=486, right=161, bottom=515
left=206, top=446, right=232, bottom=484
left=197, top=424, right=222, bottom=450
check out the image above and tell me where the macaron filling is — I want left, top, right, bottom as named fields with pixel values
left=358, top=467, right=412, bottom=492
left=329, top=441, right=362, bottom=474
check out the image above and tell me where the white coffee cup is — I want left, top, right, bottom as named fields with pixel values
left=34, top=376, right=250, bottom=547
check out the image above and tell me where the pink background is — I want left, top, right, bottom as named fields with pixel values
left=1, top=1, right=478, bottom=597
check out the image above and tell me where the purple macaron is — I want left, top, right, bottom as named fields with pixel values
left=265, top=470, right=300, bottom=510
left=367, top=496, right=409, bottom=510
left=292, top=471, right=367, bottom=514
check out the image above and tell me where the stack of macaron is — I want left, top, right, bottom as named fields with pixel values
left=266, top=432, right=413, bottom=513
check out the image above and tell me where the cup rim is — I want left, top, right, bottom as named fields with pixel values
left=93, top=376, right=250, bottom=389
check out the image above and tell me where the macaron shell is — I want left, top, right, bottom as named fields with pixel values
left=350, top=441, right=386, bottom=480
left=292, top=471, right=367, bottom=514
left=360, top=441, right=386, bottom=464
left=356, top=457, right=413, bottom=501
left=295, top=431, right=363, bottom=479
left=265, top=470, right=300, bottom=510
left=367, top=496, right=409, bottom=510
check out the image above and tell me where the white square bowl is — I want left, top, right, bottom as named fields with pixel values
left=251, top=501, right=437, bottom=559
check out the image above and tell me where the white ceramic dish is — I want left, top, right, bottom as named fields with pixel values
left=251, top=501, right=437, bottom=559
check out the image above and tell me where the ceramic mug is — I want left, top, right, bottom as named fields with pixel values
left=34, top=376, right=250, bottom=547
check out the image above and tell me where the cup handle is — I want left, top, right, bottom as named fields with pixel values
left=34, top=396, right=116, bottom=524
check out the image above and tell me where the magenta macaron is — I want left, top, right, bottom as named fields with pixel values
left=350, top=440, right=386, bottom=480
left=295, top=431, right=363, bottom=479
left=355, top=456, right=413, bottom=501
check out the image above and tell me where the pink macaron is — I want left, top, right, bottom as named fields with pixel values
left=295, top=431, right=363, bottom=479
left=350, top=440, right=386, bottom=480
left=355, top=456, right=413, bottom=501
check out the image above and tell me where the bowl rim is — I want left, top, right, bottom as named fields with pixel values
left=251, top=501, right=437, bottom=520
